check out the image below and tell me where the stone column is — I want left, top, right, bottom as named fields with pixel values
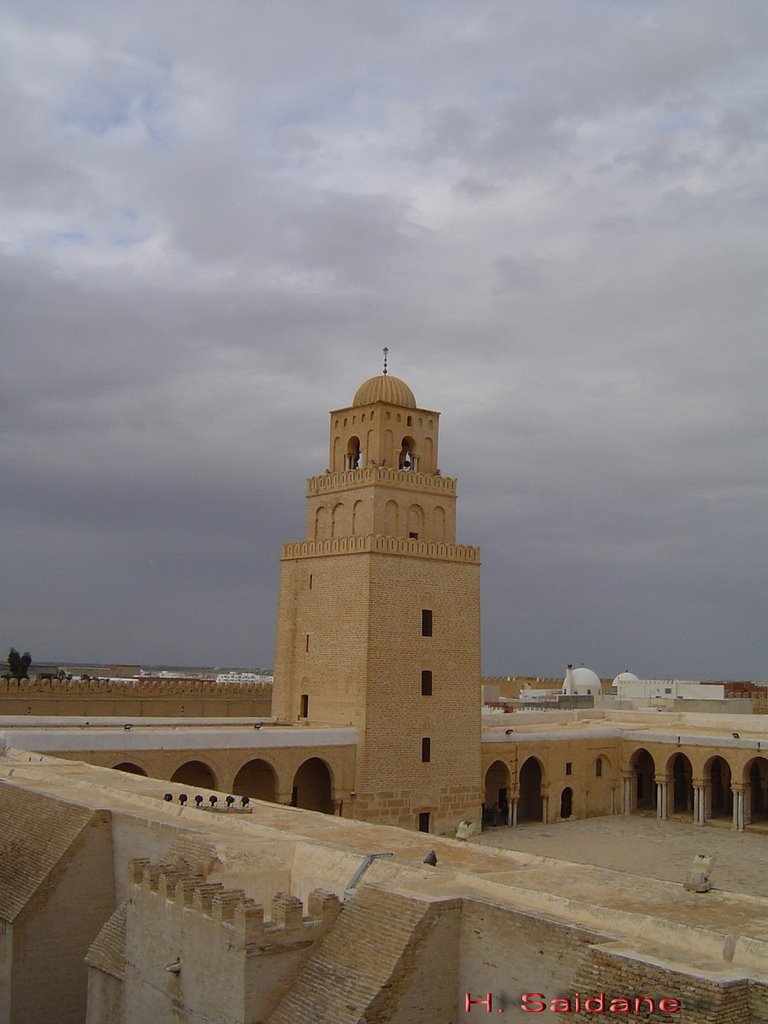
left=541, top=790, right=549, bottom=825
left=732, top=785, right=745, bottom=832
left=655, top=776, right=669, bottom=820
left=692, top=780, right=706, bottom=826
left=511, top=797, right=518, bottom=827
left=622, top=772, right=634, bottom=815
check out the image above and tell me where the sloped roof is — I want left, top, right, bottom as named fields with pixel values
left=86, top=900, right=127, bottom=979
left=0, top=781, right=95, bottom=921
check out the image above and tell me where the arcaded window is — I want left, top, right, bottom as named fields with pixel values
left=346, top=436, right=361, bottom=470
left=399, top=436, right=416, bottom=470
left=421, top=737, right=431, bottom=763
left=421, top=670, right=433, bottom=696
left=421, top=609, right=432, bottom=636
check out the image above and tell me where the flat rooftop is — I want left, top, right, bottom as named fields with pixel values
left=2, top=747, right=767, bottom=973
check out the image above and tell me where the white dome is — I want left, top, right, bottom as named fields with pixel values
left=612, top=671, right=640, bottom=686
left=563, top=666, right=601, bottom=695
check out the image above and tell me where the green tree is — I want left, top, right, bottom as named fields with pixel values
left=7, top=647, right=32, bottom=679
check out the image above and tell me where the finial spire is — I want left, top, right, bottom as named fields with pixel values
left=382, top=346, right=389, bottom=375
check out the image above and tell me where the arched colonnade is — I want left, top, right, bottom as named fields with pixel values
left=111, top=752, right=340, bottom=815
left=483, top=749, right=768, bottom=831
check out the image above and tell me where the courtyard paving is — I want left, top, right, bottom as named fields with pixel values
left=471, top=814, right=768, bottom=898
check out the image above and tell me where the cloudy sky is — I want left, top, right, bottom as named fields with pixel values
left=2, top=1, right=766, bottom=679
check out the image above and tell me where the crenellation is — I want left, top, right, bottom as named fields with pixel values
left=0, top=676, right=271, bottom=696
left=212, top=889, right=246, bottom=922
left=307, top=888, right=342, bottom=925
left=130, top=858, right=150, bottom=884
left=271, top=892, right=305, bottom=929
left=128, top=858, right=334, bottom=950
left=191, top=881, right=225, bottom=914
left=281, top=534, right=479, bottom=562
left=307, top=466, right=456, bottom=495
left=234, top=898, right=265, bottom=942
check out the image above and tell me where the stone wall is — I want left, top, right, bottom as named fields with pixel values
left=109, top=858, right=340, bottom=1024
left=0, top=677, right=272, bottom=718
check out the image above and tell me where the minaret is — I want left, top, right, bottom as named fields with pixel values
left=272, top=361, right=482, bottom=833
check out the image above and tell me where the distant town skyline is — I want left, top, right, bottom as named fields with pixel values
left=2, top=2, right=766, bottom=679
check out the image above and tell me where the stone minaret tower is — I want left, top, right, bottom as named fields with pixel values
left=272, top=363, right=482, bottom=832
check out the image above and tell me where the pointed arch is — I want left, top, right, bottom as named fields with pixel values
left=346, top=436, right=361, bottom=470
left=704, top=754, right=733, bottom=820
left=352, top=499, right=364, bottom=536
left=170, top=759, right=218, bottom=790
left=232, top=758, right=278, bottom=802
left=399, top=435, right=416, bottom=470
left=629, top=748, right=656, bottom=811
left=112, top=762, right=148, bottom=777
left=315, top=506, right=329, bottom=541
left=407, top=504, right=424, bottom=539
left=384, top=500, right=399, bottom=536
left=518, top=756, right=544, bottom=822
left=292, top=757, right=333, bottom=814
left=484, top=760, right=511, bottom=826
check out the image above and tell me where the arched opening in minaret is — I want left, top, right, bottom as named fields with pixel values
left=315, top=507, right=329, bottom=541
left=423, top=436, right=434, bottom=471
left=352, top=499, right=364, bottom=535
left=407, top=504, right=424, bottom=539
left=291, top=757, right=334, bottom=814
left=398, top=436, right=417, bottom=471
left=232, top=758, right=277, bottom=803
left=384, top=499, right=398, bottom=536
left=518, top=757, right=544, bottom=822
left=434, top=505, right=446, bottom=541
left=346, top=436, right=361, bottom=470
left=484, top=760, right=510, bottom=826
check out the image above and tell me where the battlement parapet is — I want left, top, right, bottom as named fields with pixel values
left=307, top=465, right=456, bottom=495
left=0, top=676, right=272, bottom=696
left=282, top=534, right=479, bottom=564
left=129, top=859, right=340, bottom=950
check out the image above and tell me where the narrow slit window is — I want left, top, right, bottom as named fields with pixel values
left=305, top=634, right=310, bottom=652
left=421, top=670, right=433, bottom=696
left=300, top=694, right=309, bottom=718
left=565, top=762, right=572, bottom=776
left=421, top=737, right=431, bottom=763
left=595, top=758, right=602, bottom=778
left=421, top=609, right=433, bottom=637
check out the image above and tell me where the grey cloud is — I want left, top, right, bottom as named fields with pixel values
left=1, top=0, right=766, bottom=677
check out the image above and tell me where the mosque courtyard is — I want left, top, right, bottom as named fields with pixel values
left=472, top=813, right=768, bottom=898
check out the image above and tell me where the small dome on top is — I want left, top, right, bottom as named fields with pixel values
left=613, top=671, right=641, bottom=686
left=353, top=374, right=417, bottom=408
left=563, top=666, right=601, bottom=695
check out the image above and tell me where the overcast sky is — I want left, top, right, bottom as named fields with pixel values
left=2, top=1, right=766, bottom=680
